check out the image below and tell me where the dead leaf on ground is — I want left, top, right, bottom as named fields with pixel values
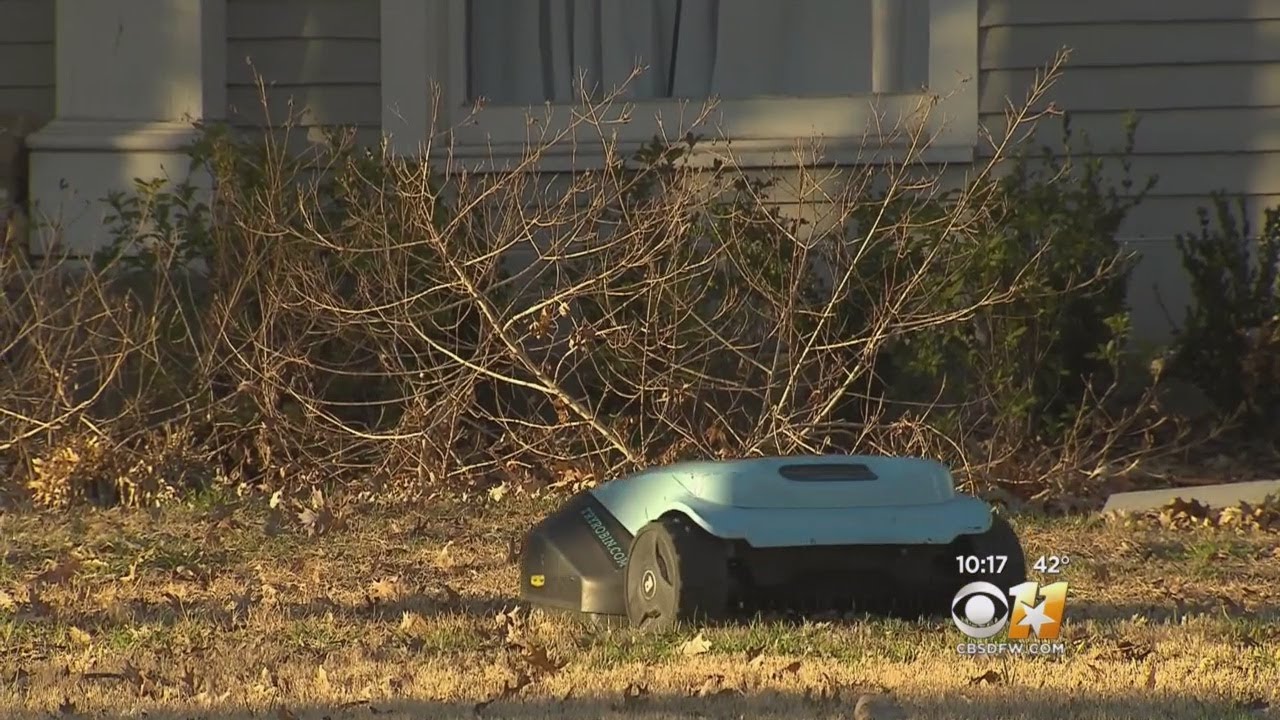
left=487, top=483, right=508, bottom=503
left=474, top=669, right=532, bottom=715
left=296, top=488, right=340, bottom=535
left=367, top=577, right=402, bottom=605
left=440, top=583, right=463, bottom=606
left=1115, top=639, right=1154, bottom=662
left=180, top=665, right=205, bottom=698
left=399, top=611, right=429, bottom=637
left=66, top=626, right=91, bottom=646
left=802, top=676, right=844, bottom=708
left=1219, top=593, right=1245, bottom=614
left=36, top=558, right=81, bottom=586
left=1157, top=497, right=1213, bottom=529
left=122, top=660, right=157, bottom=696
left=521, top=643, right=568, bottom=676
left=492, top=607, right=527, bottom=645
left=771, top=660, right=802, bottom=680
left=701, top=671, right=742, bottom=696
left=679, top=632, right=712, bottom=656
left=504, top=537, right=521, bottom=564
left=255, top=666, right=280, bottom=694
left=619, top=682, right=650, bottom=707
left=229, top=588, right=254, bottom=626
left=969, top=670, right=1003, bottom=686
left=119, top=559, right=139, bottom=583
left=690, top=673, right=740, bottom=698
left=744, top=643, right=766, bottom=665
left=691, top=674, right=722, bottom=696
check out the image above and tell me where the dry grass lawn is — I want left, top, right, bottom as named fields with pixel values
left=2, top=490, right=1278, bottom=719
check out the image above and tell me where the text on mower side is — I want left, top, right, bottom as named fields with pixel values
left=581, top=506, right=628, bottom=568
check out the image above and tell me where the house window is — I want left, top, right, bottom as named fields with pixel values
left=380, top=0, right=978, bottom=168
left=464, top=0, right=928, bottom=104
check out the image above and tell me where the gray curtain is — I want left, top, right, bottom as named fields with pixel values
left=466, top=0, right=929, bottom=104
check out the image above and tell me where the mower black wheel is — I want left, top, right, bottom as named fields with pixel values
left=624, top=515, right=729, bottom=631
left=925, top=514, right=1026, bottom=617
left=963, top=514, right=1027, bottom=589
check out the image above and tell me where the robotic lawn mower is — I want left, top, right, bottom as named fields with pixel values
left=518, top=455, right=1026, bottom=630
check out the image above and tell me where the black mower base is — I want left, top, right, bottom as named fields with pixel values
left=520, top=491, right=1027, bottom=631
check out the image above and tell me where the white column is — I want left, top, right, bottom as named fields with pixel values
left=926, top=0, right=979, bottom=155
left=381, top=0, right=432, bottom=157
left=380, top=0, right=456, bottom=157
left=871, top=0, right=905, bottom=94
left=26, top=0, right=226, bottom=255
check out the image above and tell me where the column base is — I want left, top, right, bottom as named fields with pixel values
left=25, top=119, right=209, bottom=256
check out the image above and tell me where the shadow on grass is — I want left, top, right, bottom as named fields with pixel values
left=26, top=593, right=1280, bottom=647
left=4, top=690, right=1268, bottom=720
left=16, top=593, right=517, bottom=639
left=3, top=567, right=955, bottom=634
left=1070, top=599, right=1280, bottom=624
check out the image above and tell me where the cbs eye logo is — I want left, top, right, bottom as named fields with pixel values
left=951, top=581, right=1011, bottom=639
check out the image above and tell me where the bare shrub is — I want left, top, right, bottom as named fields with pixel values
left=0, top=50, right=1202, bottom=508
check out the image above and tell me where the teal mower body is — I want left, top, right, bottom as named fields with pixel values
left=518, top=455, right=1027, bottom=630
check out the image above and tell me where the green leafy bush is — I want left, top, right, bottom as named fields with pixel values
left=1170, top=194, right=1280, bottom=427
left=857, top=113, right=1156, bottom=451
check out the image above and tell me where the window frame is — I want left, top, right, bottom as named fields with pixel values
left=380, top=0, right=978, bottom=170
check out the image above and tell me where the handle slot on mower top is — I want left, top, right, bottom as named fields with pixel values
left=777, top=463, right=879, bottom=482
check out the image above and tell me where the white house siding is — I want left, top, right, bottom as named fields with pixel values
left=0, top=0, right=53, bottom=120
left=5, top=0, right=1277, bottom=344
left=0, top=0, right=54, bottom=203
left=979, top=0, right=1280, bottom=341
left=226, top=0, right=382, bottom=148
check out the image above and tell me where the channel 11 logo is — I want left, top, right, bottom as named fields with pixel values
left=951, top=580, right=1068, bottom=641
